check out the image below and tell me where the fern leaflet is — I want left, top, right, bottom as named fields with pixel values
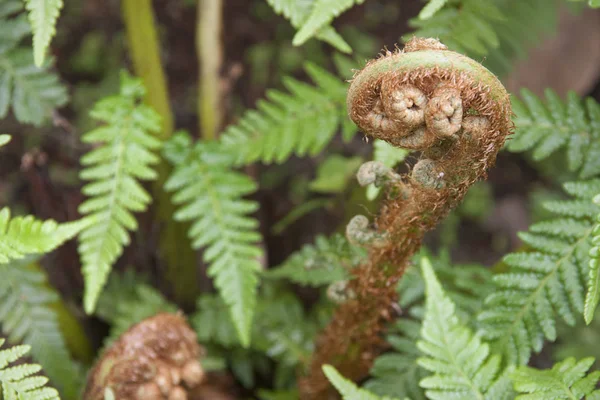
left=0, top=207, right=87, bottom=265
left=417, top=256, right=513, bottom=400
left=477, top=180, right=600, bottom=366
left=77, top=71, right=163, bottom=314
left=418, top=0, right=449, bottom=19
left=0, top=0, right=67, bottom=125
left=24, top=0, right=63, bottom=67
left=219, top=62, right=356, bottom=165
left=508, top=89, right=600, bottom=179
left=322, top=365, right=401, bottom=400
left=265, top=0, right=351, bottom=53
left=165, top=132, right=261, bottom=347
left=293, top=0, right=365, bottom=47
left=0, top=257, right=81, bottom=399
left=511, top=357, right=600, bottom=399
left=584, top=193, right=600, bottom=324
left=0, top=338, right=60, bottom=400
left=265, top=234, right=364, bottom=286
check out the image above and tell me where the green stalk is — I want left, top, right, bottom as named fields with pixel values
left=122, top=0, right=198, bottom=305
left=196, top=0, right=223, bottom=139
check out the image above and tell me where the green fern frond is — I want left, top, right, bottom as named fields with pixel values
left=266, top=0, right=352, bottom=53
left=220, top=62, right=355, bottom=165
left=0, top=338, right=60, bottom=400
left=0, top=134, right=10, bottom=147
left=583, top=193, right=600, bottom=324
left=0, top=257, right=82, bottom=399
left=0, top=208, right=88, bottom=265
left=165, top=132, right=261, bottom=347
left=322, top=365, right=401, bottom=400
left=511, top=357, right=600, bottom=399
left=265, top=234, right=364, bottom=286
left=0, top=1, right=67, bottom=126
left=508, top=89, right=600, bottom=179
left=408, top=0, right=559, bottom=77
left=24, top=0, right=63, bottom=67
left=417, top=256, right=512, bottom=400
left=477, top=180, right=600, bottom=366
left=292, top=0, right=365, bottom=48
left=77, top=71, right=163, bottom=314
left=96, top=271, right=177, bottom=345
left=366, top=140, right=410, bottom=201
left=418, top=0, right=449, bottom=19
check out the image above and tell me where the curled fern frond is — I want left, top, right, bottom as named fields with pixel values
left=417, top=257, right=513, bottom=400
left=0, top=257, right=82, bottom=399
left=584, top=193, right=600, bottom=324
left=0, top=208, right=87, bottom=265
left=77, top=71, right=163, bottom=314
left=0, top=338, right=60, bottom=400
left=24, top=0, right=63, bottom=67
left=265, top=234, right=364, bottom=286
left=220, top=62, right=356, bottom=165
left=0, top=1, right=67, bottom=126
left=265, top=0, right=352, bottom=53
left=165, top=132, right=261, bottom=347
left=478, top=180, right=600, bottom=366
left=511, top=357, right=600, bottom=399
left=508, top=89, right=600, bottom=179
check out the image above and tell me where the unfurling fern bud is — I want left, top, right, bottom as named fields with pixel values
left=345, top=215, right=389, bottom=248
left=84, top=313, right=205, bottom=400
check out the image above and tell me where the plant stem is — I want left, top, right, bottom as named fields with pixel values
left=196, top=0, right=224, bottom=140
left=122, top=0, right=198, bottom=306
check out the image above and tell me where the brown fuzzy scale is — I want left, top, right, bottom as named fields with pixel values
left=299, top=38, right=512, bottom=399
left=84, top=313, right=204, bottom=400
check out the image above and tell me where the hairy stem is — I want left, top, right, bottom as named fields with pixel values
left=122, top=0, right=198, bottom=305
left=300, top=37, right=512, bottom=399
left=196, top=0, right=224, bottom=140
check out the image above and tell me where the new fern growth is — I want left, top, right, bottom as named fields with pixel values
left=301, top=37, right=512, bottom=399
left=77, top=71, right=163, bottom=314
left=0, top=338, right=60, bottom=400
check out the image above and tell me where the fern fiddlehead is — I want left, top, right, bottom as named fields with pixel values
left=300, top=37, right=512, bottom=398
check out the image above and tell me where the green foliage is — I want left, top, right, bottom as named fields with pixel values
left=220, top=62, right=356, bottom=165
left=366, top=140, right=410, bottom=201
left=0, top=338, right=60, bottom=400
left=478, top=180, right=600, bottom=366
left=418, top=0, right=449, bottom=19
left=265, top=0, right=352, bottom=53
left=24, top=0, right=63, bottom=67
left=407, top=0, right=559, bottom=77
left=584, top=193, right=600, bottom=323
left=417, top=257, right=513, bottom=400
left=96, top=271, right=178, bottom=345
left=0, top=257, right=81, bottom=399
left=365, top=251, right=493, bottom=399
left=309, top=154, right=363, bottom=194
left=165, top=132, right=261, bottom=347
left=511, top=357, right=600, bottom=399
left=509, top=89, right=600, bottom=179
left=77, top=71, right=163, bottom=314
left=292, top=0, right=365, bottom=48
left=0, top=207, right=87, bottom=265
left=266, top=234, right=364, bottom=287
left=322, top=365, right=401, bottom=400
left=0, top=0, right=67, bottom=126
left=568, top=0, right=600, bottom=8
left=0, top=134, right=10, bottom=146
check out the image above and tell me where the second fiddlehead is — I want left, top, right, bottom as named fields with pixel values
left=300, top=37, right=513, bottom=399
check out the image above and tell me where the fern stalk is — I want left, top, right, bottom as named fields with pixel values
left=196, top=0, right=223, bottom=140
left=122, top=0, right=199, bottom=305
